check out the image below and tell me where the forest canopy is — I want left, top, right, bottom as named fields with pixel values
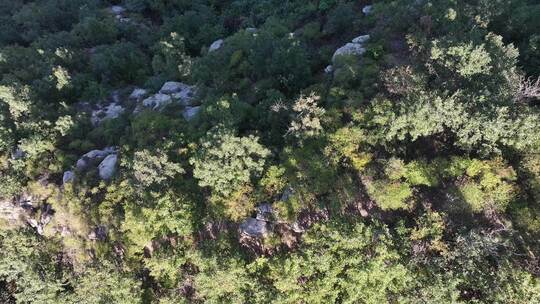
left=0, top=0, right=539, bottom=303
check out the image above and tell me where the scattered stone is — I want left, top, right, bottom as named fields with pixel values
left=142, top=93, right=173, bottom=110
left=362, top=5, right=373, bottom=15
left=325, top=65, right=334, bottom=74
left=111, top=5, right=126, bottom=15
left=62, top=171, right=74, bottom=185
left=246, top=27, right=257, bottom=33
left=129, top=88, right=147, bottom=100
left=98, top=154, right=118, bottom=180
left=209, top=39, right=224, bottom=52
left=240, top=218, right=268, bottom=237
left=182, top=106, right=201, bottom=120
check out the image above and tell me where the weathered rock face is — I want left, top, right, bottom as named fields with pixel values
left=76, top=147, right=116, bottom=171
left=0, top=200, right=26, bottom=227
left=332, top=43, right=367, bottom=62
left=98, top=154, right=118, bottom=180
left=239, top=218, right=268, bottom=237
left=208, top=39, right=224, bottom=52
left=159, top=81, right=187, bottom=94
left=142, top=93, right=173, bottom=110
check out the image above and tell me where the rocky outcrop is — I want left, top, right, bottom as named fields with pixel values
left=0, top=200, right=26, bottom=227
left=98, top=154, right=118, bottom=180
left=76, top=147, right=116, bottom=171
left=332, top=34, right=370, bottom=63
left=240, top=218, right=269, bottom=237
left=142, top=93, right=173, bottom=110
left=209, top=39, right=224, bottom=52
left=159, top=81, right=188, bottom=94
left=138, top=81, right=200, bottom=119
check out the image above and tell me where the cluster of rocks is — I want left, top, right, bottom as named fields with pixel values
left=326, top=33, right=370, bottom=74
left=140, top=81, right=200, bottom=120
left=63, top=146, right=119, bottom=185
left=325, top=4, right=373, bottom=74
left=239, top=187, right=304, bottom=238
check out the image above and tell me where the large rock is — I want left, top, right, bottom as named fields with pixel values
left=98, top=154, right=118, bottom=180
left=209, top=39, right=224, bottom=52
left=110, top=5, right=126, bottom=15
left=362, top=5, right=373, bottom=15
left=159, top=81, right=187, bottom=94
left=239, top=218, right=268, bottom=237
left=142, top=93, right=173, bottom=110
left=62, top=171, right=74, bottom=185
left=332, top=43, right=367, bottom=62
left=76, top=147, right=116, bottom=171
left=182, top=106, right=201, bottom=120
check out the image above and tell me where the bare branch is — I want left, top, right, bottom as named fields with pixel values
left=514, top=75, right=540, bottom=103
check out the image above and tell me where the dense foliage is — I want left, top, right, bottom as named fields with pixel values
left=1, top=0, right=539, bottom=303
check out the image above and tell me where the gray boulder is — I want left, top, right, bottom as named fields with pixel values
left=239, top=218, right=268, bottom=237
left=111, top=5, right=126, bottom=15
left=159, top=81, right=187, bottom=94
left=324, top=65, right=334, bottom=74
left=332, top=43, right=367, bottom=62
left=352, top=34, right=370, bottom=44
left=143, top=93, right=173, bottom=110
left=362, top=5, right=373, bottom=15
left=76, top=147, right=116, bottom=171
left=209, top=39, right=224, bottom=52
left=98, top=154, right=118, bottom=180
left=182, top=106, right=201, bottom=120
left=62, top=171, right=74, bottom=185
